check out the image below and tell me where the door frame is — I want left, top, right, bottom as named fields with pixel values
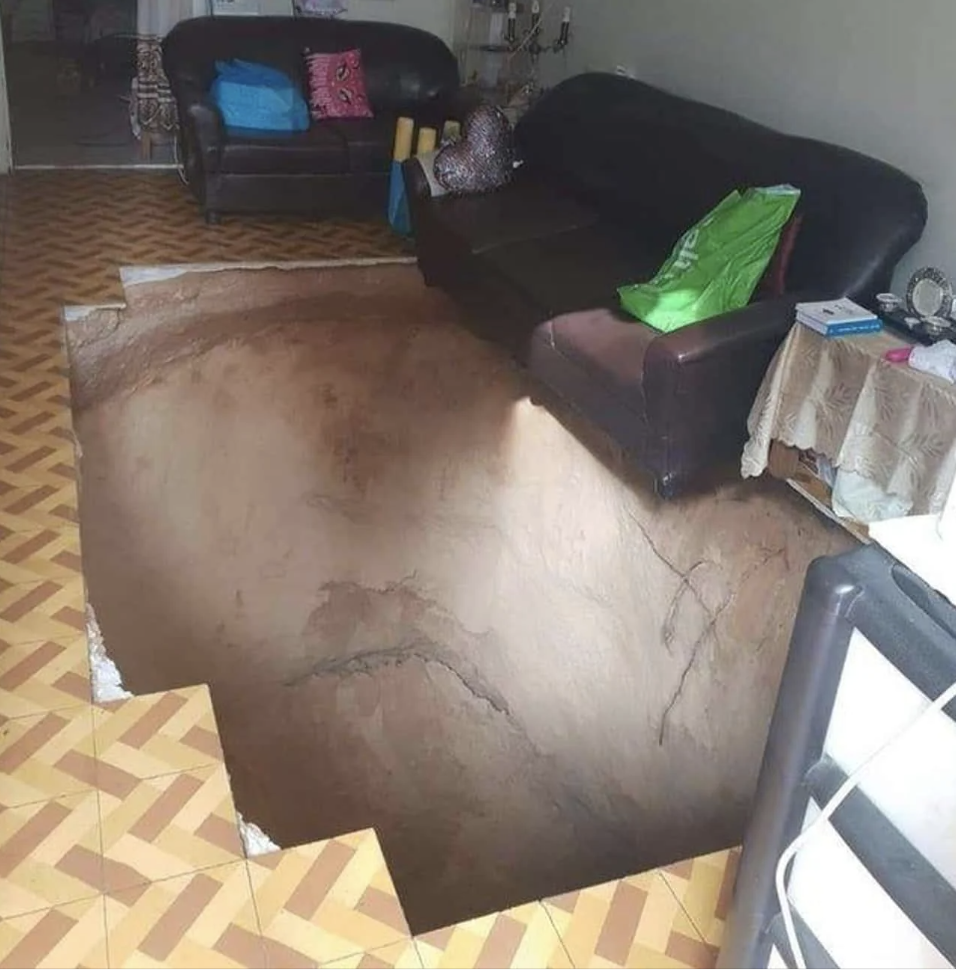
left=0, top=16, right=11, bottom=173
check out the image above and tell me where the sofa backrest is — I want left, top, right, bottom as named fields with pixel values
left=163, top=16, right=459, bottom=117
left=516, top=73, right=927, bottom=302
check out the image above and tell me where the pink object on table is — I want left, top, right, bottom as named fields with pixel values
left=884, top=347, right=913, bottom=364
left=304, top=48, right=373, bottom=120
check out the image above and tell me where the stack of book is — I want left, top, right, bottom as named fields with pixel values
left=796, top=299, right=882, bottom=337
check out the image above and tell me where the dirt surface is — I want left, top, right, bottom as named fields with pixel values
left=69, top=263, right=850, bottom=932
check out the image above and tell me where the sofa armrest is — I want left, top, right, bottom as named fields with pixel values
left=639, top=297, right=800, bottom=481
left=403, top=157, right=433, bottom=204
left=177, top=83, right=225, bottom=174
left=646, top=296, right=799, bottom=369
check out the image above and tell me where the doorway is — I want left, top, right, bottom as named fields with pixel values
left=0, top=0, right=173, bottom=167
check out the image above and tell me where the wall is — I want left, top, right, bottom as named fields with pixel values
left=344, top=0, right=455, bottom=43
left=555, top=0, right=956, bottom=287
left=215, top=0, right=455, bottom=41
left=0, top=18, right=9, bottom=173
left=8, top=0, right=53, bottom=41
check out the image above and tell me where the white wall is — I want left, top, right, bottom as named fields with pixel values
left=214, top=1, right=455, bottom=42
left=345, top=0, right=455, bottom=43
left=0, top=22, right=9, bottom=174
left=556, top=0, right=955, bottom=287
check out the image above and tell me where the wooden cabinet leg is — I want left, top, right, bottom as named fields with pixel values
left=767, top=440, right=801, bottom=480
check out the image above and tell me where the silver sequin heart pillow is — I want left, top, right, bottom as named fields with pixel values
left=434, top=103, right=516, bottom=195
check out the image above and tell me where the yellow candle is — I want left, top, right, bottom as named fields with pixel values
left=392, top=117, right=415, bottom=163
left=441, top=120, right=461, bottom=143
left=416, top=127, right=437, bottom=155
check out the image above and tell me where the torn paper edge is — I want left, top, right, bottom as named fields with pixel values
left=238, top=814, right=282, bottom=857
left=120, top=255, right=417, bottom=288
left=86, top=603, right=133, bottom=703
left=87, top=604, right=281, bottom=853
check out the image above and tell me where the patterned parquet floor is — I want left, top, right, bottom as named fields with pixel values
left=0, top=171, right=736, bottom=968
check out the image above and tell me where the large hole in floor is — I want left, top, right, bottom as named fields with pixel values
left=66, top=262, right=850, bottom=932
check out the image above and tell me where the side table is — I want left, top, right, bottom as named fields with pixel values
left=741, top=322, right=956, bottom=530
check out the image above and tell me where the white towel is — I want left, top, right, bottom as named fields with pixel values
left=909, top=340, right=956, bottom=384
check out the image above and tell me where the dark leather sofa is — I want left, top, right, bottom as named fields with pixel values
left=405, top=73, right=927, bottom=497
left=162, top=16, right=463, bottom=222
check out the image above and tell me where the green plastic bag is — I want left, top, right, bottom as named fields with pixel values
left=618, top=185, right=801, bottom=332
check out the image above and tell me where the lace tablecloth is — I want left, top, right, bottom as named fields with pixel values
left=741, top=323, right=956, bottom=515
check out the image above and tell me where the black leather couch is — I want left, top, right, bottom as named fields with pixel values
left=405, top=73, right=928, bottom=497
left=162, top=16, right=463, bottom=222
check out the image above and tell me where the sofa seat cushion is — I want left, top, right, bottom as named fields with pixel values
left=220, top=125, right=349, bottom=175
left=329, top=116, right=396, bottom=173
left=534, top=307, right=658, bottom=413
left=424, top=174, right=599, bottom=257
left=478, top=223, right=664, bottom=319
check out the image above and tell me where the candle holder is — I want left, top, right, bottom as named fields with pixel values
left=508, top=3, right=571, bottom=55
left=456, top=0, right=571, bottom=115
left=505, top=2, right=572, bottom=98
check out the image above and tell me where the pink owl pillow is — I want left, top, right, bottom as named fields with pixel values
left=303, top=48, right=373, bottom=120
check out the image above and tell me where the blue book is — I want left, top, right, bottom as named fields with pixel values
left=797, top=313, right=882, bottom=337
left=796, top=298, right=878, bottom=326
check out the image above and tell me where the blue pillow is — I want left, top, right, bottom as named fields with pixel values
left=211, top=59, right=310, bottom=133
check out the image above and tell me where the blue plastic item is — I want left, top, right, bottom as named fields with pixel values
left=388, top=161, right=411, bottom=236
left=211, top=59, right=310, bottom=133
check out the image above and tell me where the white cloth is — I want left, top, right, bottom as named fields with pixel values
left=832, top=468, right=913, bottom=523
left=909, top=340, right=956, bottom=385
left=742, top=324, right=956, bottom=515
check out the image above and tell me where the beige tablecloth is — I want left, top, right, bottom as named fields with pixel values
left=741, top=324, right=956, bottom=515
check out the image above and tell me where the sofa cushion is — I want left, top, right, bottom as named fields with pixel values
left=477, top=223, right=664, bottom=319
left=304, top=48, right=373, bottom=120
left=329, top=116, right=395, bottom=173
left=534, top=307, right=657, bottom=412
left=219, top=125, right=349, bottom=175
left=163, top=17, right=459, bottom=118
left=424, top=175, right=599, bottom=257
left=517, top=72, right=928, bottom=305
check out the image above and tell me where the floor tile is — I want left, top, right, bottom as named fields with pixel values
left=104, top=861, right=265, bottom=969
left=0, top=705, right=96, bottom=806
left=0, top=636, right=90, bottom=718
left=248, top=829, right=410, bottom=968
left=98, top=763, right=243, bottom=893
left=0, top=371, right=71, bottom=415
left=415, top=902, right=572, bottom=969
left=0, top=326, right=68, bottom=362
left=0, top=895, right=108, bottom=969
left=0, top=416, right=74, bottom=456
left=0, top=790, right=102, bottom=917
left=544, top=871, right=718, bottom=969
left=0, top=427, right=76, bottom=489
left=0, top=381, right=73, bottom=438
left=0, top=577, right=86, bottom=642
left=0, top=371, right=72, bottom=411
left=321, top=940, right=423, bottom=969
left=92, top=685, right=224, bottom=780
left=660, top=849, right=740, bottom=949
left=0, top=483, right=79, bottom=533
left=0, top=528, right=83, bottom=585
